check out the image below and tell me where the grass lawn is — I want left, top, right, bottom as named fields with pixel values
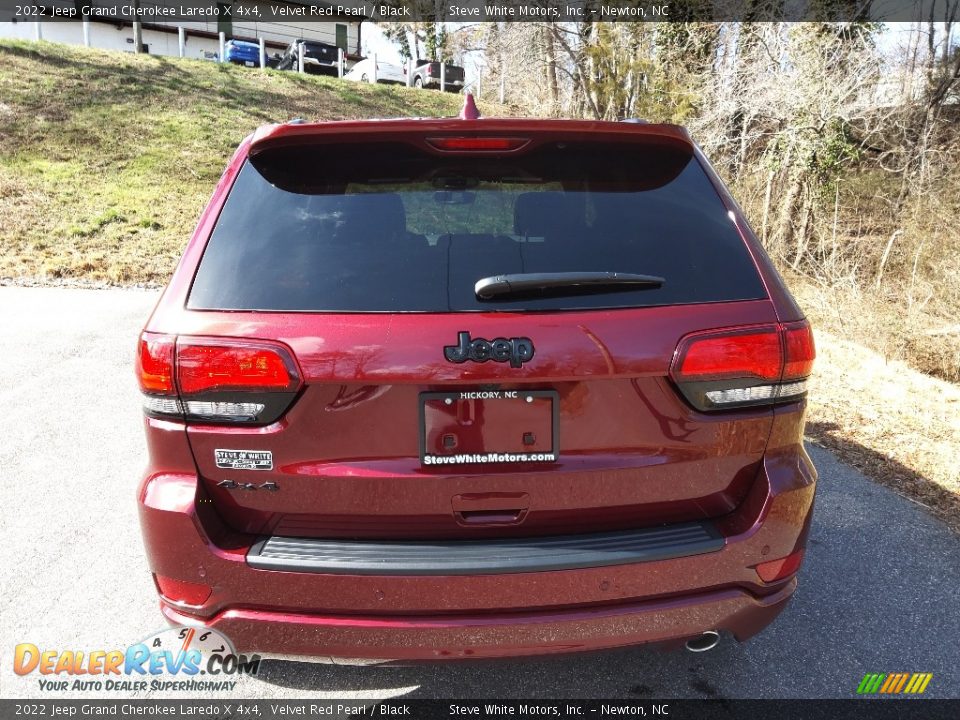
left=0, top=39, right=508, bottom=285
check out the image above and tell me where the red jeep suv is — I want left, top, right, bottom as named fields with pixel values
left=136, top=103, right=816, bottom=659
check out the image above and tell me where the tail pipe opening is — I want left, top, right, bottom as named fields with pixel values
left=685, top=630, right=720, bottom=653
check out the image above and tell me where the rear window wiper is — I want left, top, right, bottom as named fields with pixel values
left=475, top=272, right=665, bottom=301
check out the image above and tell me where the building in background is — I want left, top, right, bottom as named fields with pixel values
left=0, top=1, right=365, bottom=62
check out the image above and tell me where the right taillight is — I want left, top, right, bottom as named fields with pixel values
left=670, top=320, right=815, bottom=411
left=136, top=333, right=302, bottom=425
left=753, top=549, right=805, bottom=583
left=782, top=320, right=816, bottom=379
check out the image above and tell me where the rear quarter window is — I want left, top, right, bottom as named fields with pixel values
left=187, top=140, right=767, bottom=312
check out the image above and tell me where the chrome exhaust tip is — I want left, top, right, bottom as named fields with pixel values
left=685, top=630, right=721, bottom=653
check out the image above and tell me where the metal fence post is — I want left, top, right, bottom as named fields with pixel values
left=82, top=17, right=90, bottom=47
left=370, top=52, right=377, bottom=83
left=134, top=21, right=142, bottom=53
left=406, top=58, right=413, bottom=87
left=338, top=48, right=344, bottom=78
left=34, top=21, right=41, bottom=41
left=298, top=42, right=305, bottom=73
left=178, top=26, right=185, bottom=58
left=259, top=37, right=266, bottom=69
left=440, top=62, right=446, bottom=92
left=219, top=32, right=225, bottom=63
left=499, top=72, right=505, bottom=104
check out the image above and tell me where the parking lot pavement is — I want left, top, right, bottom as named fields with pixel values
left=1, top=286, right=958, bottom=699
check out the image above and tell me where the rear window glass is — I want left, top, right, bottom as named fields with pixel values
left=187, top=141, right=767, bottom=312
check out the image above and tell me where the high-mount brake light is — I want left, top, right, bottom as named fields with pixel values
left=425, top=137, right=530, bottom=152
left=670, top=321, right=815, bottom=411
left=136, top=333, right=302, bottom=424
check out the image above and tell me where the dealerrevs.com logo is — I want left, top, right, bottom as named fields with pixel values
left=14, top=627, right=260, bottom=692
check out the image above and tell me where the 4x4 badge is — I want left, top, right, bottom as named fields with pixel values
left=444, top=331, right=534, bottom=368
left=217, top=479, right=279, bottom=491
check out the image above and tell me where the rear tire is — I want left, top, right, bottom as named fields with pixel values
left=414, top=76, right=424, bottom=89
left=361, top=73, right=369, bottom=82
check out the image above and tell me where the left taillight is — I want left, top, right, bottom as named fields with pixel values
left=136, top=333, right=302, bottom=424
left=137, top=332, right=181, bottom=416
left=137, top=333, right=176, bottom=394
left=669, top=320, right=815, bottom=411
left=154, top=574, right=212, bottom=606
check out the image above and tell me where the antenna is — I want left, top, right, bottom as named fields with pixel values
left=459, top=94, right=481, bottom=120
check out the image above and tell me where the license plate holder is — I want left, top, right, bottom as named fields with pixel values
left=419, top=390, right=559, bottom=466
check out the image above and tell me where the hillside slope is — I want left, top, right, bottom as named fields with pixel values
left=0, top=40, right=512, bottom=284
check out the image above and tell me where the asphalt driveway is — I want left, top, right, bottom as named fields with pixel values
left=1, top=286, right=957, bottom=699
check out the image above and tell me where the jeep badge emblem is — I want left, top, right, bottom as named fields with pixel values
left=444, top=331, right=535, bottom=368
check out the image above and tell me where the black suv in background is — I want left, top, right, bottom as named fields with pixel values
left=276, top=40, right=341, bottom=75
left=406, top=59, right=465, bottom=91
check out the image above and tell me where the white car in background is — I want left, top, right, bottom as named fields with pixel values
left=343, top=58, right=406, bottom=85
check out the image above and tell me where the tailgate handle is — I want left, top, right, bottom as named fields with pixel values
left=452, top=493, right=529, bottom=526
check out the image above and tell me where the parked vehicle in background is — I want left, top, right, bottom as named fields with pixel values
left=405, top=59, right=465, bottom=91
left=136, top=97, right=818, bottom=660
left=199, top=47, right=281, bottom=67
left=276, top=40, right=341, bottom=75
left=223, top=39, right=261, bottom=68
left=344, top=58, right=405, bottom=85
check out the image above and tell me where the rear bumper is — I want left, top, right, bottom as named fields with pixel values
left=423, top=79, right=464, bottom=89
left=162, top=580, right=795, bottom=659
left=303, top=57, right=338, bottom=71
left=138, top=436, right=816, bottom=658
left=247, top=521, right=723, bottom=574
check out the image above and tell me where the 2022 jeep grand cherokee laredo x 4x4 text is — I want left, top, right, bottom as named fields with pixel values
left=136, top=100, right=816, bottom=660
